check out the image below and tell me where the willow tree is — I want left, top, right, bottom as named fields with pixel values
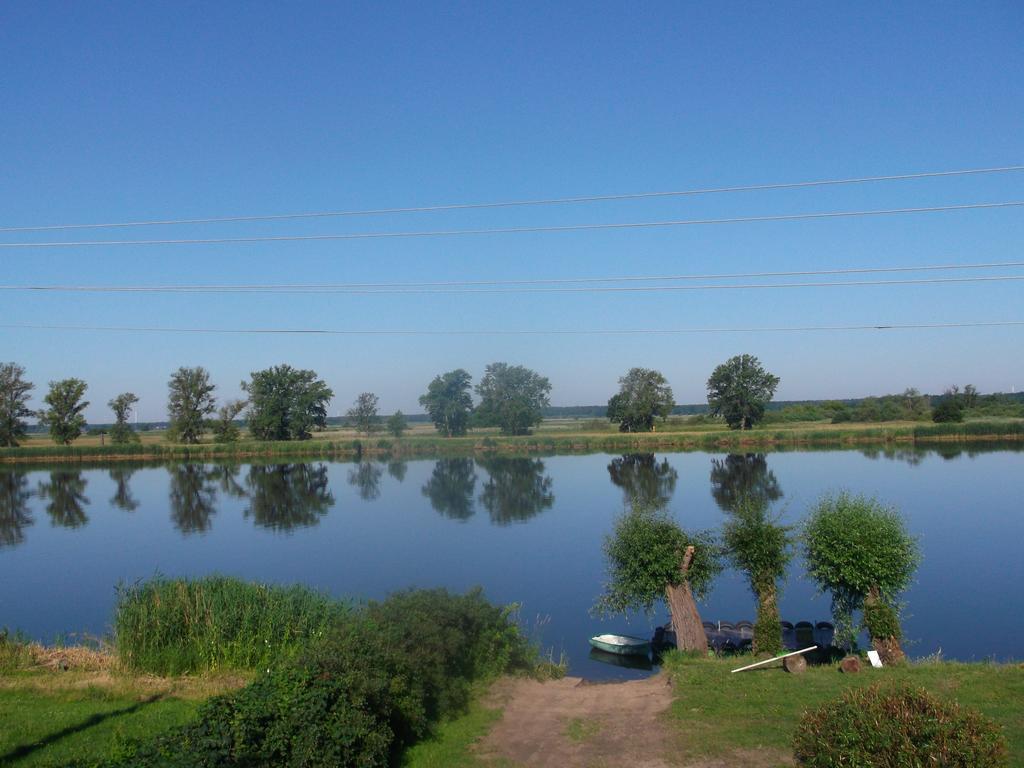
left=595, top=502, right=719, bottom=652
left=803, top=492, right=919, bottom=664
left=722, top=497, right=793, bottom=655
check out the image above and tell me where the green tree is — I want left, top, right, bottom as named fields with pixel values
left=0, top=363, right=35, bottom=448
left=594, top=502, right=720, bottom=652
left=899, top=388, right=931, bottom=420
left=933, top=397, right=964, bottom=423
left=419, top=369, right=474, bottom=437
left=803, top=492, right=919, bottom=663
left=607, top=368, right=675, bottom=432
left=38, top=378, right=89, bottom=445
left=387, top=410, right=408, bottom=438
left=346, top=392, right=380, bottom=436
left=706, top=354, right=780, bottom=430
left=242, top=365, right=332, bottom=441
left=474, top=363, right=551, bottom=436
left=167, top=367, right=217, bottom=444
left=108, top=392, right=140, bottom=445
left=962, top=383, right=979, bottom=409
left=212, top=399, right=247, bottom=443
left=722, top=496, right=793, bottom=654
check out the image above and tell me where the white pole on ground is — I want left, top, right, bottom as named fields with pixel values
left=730, top=646, right=818, bottom=673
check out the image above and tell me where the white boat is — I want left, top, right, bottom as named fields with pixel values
left=588, top=633, right=651, bottom=656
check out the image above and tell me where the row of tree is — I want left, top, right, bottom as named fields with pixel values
left=0, top=355, right=778, bottom=447
left=597, top=485, right=919, bottom=665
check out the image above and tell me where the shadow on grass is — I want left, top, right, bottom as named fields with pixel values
left=0, top=693, right=165, bottom=764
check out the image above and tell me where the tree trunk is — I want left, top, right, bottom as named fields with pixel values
left=753, top=582, right=780, bottom=655
left=666, top=546, right=708, bottom=653
left=865, top=587, right=905, bottom=665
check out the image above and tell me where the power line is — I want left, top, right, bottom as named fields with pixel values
left=1, top=321, right=1021, bottom=336
left=2, top=274, right=1022, bottom=295
left=2, top=201, right=1021, bottom=248
left=2, top=260, right=1021, bottom=292
left=2, top=164, right=1021, bottom=233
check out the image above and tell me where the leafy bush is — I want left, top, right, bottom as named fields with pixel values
left=114, top=576, right=348, bottom=674
left=793, top=683, right=1008, bottom=767
left=933, top=398, right=965, bottom=423
left=97, top=588, right=536, bottom=768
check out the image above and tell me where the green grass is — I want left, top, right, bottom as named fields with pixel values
left=3, top=418, right=1021, bottom=465
left=662, top=654, right=1024, bottom=764
left=114, top=576, right=349, bottom=675
left=401, top=690, right=504, bottom=768
left=565, top=716, right=602, bottom=742
left=0, top=685, right=202, bottom=768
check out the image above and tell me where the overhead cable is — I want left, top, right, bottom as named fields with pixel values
left=2, top=321, right=1021, bottom=336
left=2, top=201, right=1022, bottom=248
left=2, top=260, right=1022, bottom=292
left=2, top=164, right=1021, bottom=233
left=2, top=275, right=1022, bottom=295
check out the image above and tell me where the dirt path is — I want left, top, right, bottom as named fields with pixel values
left=477, top=674, right=679, bottom=768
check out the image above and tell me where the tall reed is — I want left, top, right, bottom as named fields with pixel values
left=114, top=576, right=348, bottom=674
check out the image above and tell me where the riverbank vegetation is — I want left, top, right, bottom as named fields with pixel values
left=2, top=417, right=1022, bottom=464
left=0, top=578, right=559, bottom=767
left=662, top=654, right=1022, bottom=765
left=114, top=577, right=349, bottom=675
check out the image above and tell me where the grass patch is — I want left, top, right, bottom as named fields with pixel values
left=662, top=654, right=1024, bottom=762
left=565, top=716, right=602, bottom=742
left=401, top=689, right=503, bottom=768
left=114, top=575, right=348, bottom=675
left=0, top=667, right=245, bottom=768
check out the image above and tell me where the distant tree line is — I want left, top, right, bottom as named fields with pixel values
left=1, top=354, right=1019, bottom=448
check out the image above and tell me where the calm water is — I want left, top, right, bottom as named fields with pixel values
left=1, top=445, right=1021, bottom=680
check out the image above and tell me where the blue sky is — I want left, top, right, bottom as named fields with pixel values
left=2, top=1, right=1021, bottom=422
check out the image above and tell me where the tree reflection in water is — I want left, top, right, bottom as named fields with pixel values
left=0, top=471, right=33, bottom=547
left=386, top=461, right=408, bottom=483
left=606, top=453, right=678, bottom=511
left=348, top=462, right=383, bottom=501
left=108, top=467, right=140, bottom=512
left=476, top=457, right=554, bottom=525
left=709, top=453, right=782, bottom=513
left=37, top=470, right=90, bottom=528
left=168, top=464, right=217, bottom=534
left=210, top=464, right=248, bottom=499
left=244, top=463, right=333, bottom=531
left=421, top=458, right=476, bottom=521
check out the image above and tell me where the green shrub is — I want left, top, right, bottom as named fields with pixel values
left=98, top=588, right=535, bottom=768
left=793, top=682, right=1008, bottom=767
left=933, top=398, right=965, bottom=423
left=114, top=576, right=348, bottom=674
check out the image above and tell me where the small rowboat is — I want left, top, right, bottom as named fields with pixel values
left=588, top=633, right=651, bottom=656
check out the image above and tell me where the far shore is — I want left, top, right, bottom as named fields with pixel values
left=2, top=418, right=1022, bottom=465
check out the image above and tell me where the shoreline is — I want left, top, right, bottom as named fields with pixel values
left=1, top=420, right=1022, bottom=465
